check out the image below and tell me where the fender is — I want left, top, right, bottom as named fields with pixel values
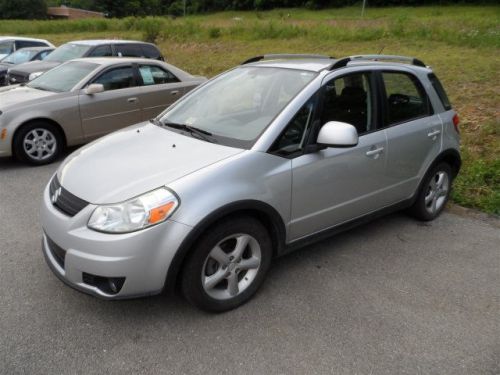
left=163, top=200, right=287, bottom=294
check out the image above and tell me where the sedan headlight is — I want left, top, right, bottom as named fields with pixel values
left=28, top=71, right=44, bottom=81
left=88, top=188, right=179, bottom=234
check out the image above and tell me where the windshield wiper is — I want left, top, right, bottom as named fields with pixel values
left=154, top=119, right=216, bottom=143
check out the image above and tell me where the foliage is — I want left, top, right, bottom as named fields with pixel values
left=0, top=0, right=47, bottom=19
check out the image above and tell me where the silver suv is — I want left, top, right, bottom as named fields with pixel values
left=41, top=54, right=461, bottom=312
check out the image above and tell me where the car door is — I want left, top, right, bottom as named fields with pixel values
left=282, top=71, right=393, bottom=241
left=380, top=70, right=442, bottom=202
left=78, top=64, right=143, bottom=139
left=136, top=64, right=190, bottom=120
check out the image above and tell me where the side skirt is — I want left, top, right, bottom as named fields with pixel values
left=281, top=198, right=414, bottom=255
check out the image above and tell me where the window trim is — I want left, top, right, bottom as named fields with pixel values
left=378, top=70, right=434, bottom=128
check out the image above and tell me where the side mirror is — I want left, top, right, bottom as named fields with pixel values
left=317, top=121, right=359, bottom=148
left=85, top=83, right=104, bottom=95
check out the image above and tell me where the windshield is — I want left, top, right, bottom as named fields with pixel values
left=0, top=41, right=14, bottom=55
left=28, top=61, right=98, bottom=92
left=44, top=43, right=91, bottom=62
left=2, top=49, right=38, bottom=64
left=159, top=67, right=317, bottom=148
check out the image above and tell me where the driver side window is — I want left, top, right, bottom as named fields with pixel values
left=93, top=66, right=137, bottom=91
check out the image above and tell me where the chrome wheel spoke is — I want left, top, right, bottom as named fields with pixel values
left=231, top=235, right=250, bottom=260
left=227, top=273, right=239, bottom=296
left=204, top=269, right=227, bottom=290
left=209, top=246, right=229, bottom=266
left=239, top=257, right=260, bottom=270
left=425, top=192, right=434, bottom=205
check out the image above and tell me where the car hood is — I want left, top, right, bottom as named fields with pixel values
left=9, top=60, right=60, bottom=75
left=0, top=85, right=56, bottom=109
left=58, top=122, right=245, bottom=204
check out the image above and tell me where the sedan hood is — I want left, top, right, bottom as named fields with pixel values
left=9, top=60, right=60, bottom=75
left=0, top=85, right=55, bottom=109
left=58, top=122, right=244, bottom=204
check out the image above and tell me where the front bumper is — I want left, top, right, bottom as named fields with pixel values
left=41, top=181, right=193, bottom=299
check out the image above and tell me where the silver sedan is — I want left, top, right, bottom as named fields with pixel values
left=0, top=57, right=206, bottom=164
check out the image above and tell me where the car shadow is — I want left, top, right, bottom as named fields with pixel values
left=0, top=146, right=79, bottom=171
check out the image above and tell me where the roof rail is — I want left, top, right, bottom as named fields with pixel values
left=242, top=54, right=334, bottom=65
left=327, top=54, right=427, bottom=70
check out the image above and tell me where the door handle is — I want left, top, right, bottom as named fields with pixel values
left=170, top=90, right=179, bottom=96
left=366, top=147, right=384, bottom=157
left=127, top=97, right=138, bottom=103
left=427, top=130, right=441, bottom=138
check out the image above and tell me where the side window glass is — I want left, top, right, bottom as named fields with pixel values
left=89, top=45, right=112, bottom=57
left=16, top=41, right=36, bottom=49
left=139, top=65, right=179, bottom=85
left=382, top=72, right=432, bottom=125
left=116, top=44, right=143, bottom=57
left=93, top=67, right=136, bottom=91
left=319, top=72, right=373, bottom=135
left=428, top=73, right=452, bottom=110
left=141, top=44, right=161, bottom=59
left=270, top=95, right=317, bottom=157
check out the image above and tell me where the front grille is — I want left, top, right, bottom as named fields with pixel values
left=46, top=236, right=66, bottom=269
left=49, top=175, right=89, bottom=217
left=7, top=72, right=27, bottom=85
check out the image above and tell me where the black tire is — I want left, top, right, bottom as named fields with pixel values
left=410, top=162, right=452, bottom=221
left=13, top=121, right=63, bottom=165
left=181, top=216, right=273, bottom=312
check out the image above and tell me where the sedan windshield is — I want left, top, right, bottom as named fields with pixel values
left=2, top=49, right=38, bottom=64
left=28, top=61, right=98, bottom=92
left=44, top=43, right=92, bottom=62
left=159, top=67, right=317, bottom=148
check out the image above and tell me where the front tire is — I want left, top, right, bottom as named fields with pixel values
left=410, top=162, right=452, bottom=221
left=13, top=121, right=63, bottom=165
left=181, top=216, right=273, bottom=312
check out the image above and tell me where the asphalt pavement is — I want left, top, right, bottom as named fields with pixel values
left=0, top=153, right=499, bottom=375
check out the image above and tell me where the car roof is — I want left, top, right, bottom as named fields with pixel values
left=68, top=39, right=153, bottom=46
left=0, top=36, right=50, bottom=43
left=69, top=57, right=165, bottom=66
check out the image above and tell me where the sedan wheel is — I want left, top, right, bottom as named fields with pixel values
left=13, top=122, right=62, bottom=165
left=23, top=128, right=58, bottom=162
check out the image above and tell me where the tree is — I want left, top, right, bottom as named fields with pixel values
left=0, top=0, right=47, bottom=19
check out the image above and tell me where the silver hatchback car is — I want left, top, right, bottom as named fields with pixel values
left=41, top=54, right=461, bottom=312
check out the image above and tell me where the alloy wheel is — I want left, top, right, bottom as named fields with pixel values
left=424, top=170, right=449, bottom=215
left=202, top=233, right=261, bottom=300
left=23, top=128, right=57, bottom=161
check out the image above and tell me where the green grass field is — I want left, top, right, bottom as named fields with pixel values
left=2, top=6, right=499, bottom=213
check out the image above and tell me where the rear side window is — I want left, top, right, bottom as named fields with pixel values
left=115, top=44, right=143, bottom=58
left=89, top=45, right=113, bottom=57
left=428, top=73, right=452, bottom=110
left=382, top=72, right=432, bottom=125
left=16, top=40, right=46, bottom=49
left=138, top=65, right=179, bottom=85
left=93, top=66, right=137, bottom=91
left=141, top=44, right=161, bottom=60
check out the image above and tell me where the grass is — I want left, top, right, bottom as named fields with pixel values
left=2, top=5, right=499, bottom=214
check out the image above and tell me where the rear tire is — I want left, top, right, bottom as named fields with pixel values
left=181, top=216, right=273, bottom=312
left=13, top=121, right=63, bottom=165
left=410, top=162, right=452, bottom=221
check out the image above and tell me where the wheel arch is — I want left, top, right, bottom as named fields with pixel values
left=433, top=148, right=461, bottom=178
left=163, top=200, right=287, bottom=294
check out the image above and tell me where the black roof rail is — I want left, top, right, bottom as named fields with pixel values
left=241, top=54, right=334, bottom=65
left=327, top=54, right=427, bottom=71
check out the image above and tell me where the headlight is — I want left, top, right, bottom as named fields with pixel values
left=28, top=71, right=44, bottom=81
left=88, top=188, right=179, bottom=234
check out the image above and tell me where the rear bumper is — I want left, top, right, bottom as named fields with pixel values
left=41, top=181, right=193, bottom=299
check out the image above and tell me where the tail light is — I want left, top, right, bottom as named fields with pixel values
left=452, top=114, right=460, bottom=133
